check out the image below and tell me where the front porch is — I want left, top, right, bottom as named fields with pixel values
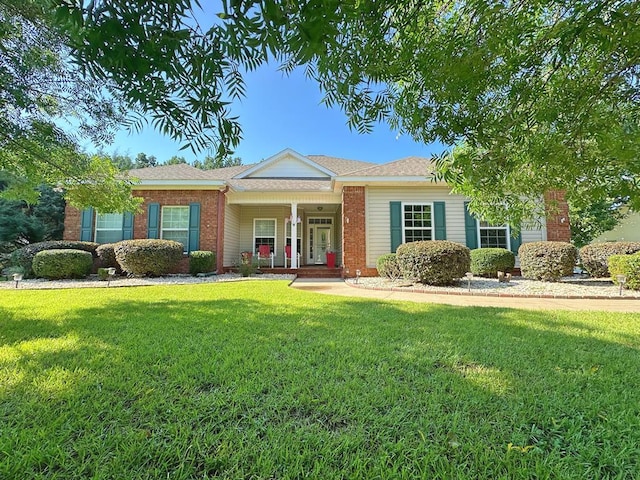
left=223, top=199, right=343, bottom=270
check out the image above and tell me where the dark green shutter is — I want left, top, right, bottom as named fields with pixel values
left=80, top=207, right=94, bottom=241
left=188, top=202, right=201, bottom=252
left=390, top=201, right=402, bottom=252
left=510, top=228, right=522, bottom=255
left=433, top=202, right=446, bottom=240
left=464, top=202, right=478, bottom=249
left=122, top=212, right=134, bottom=240
left=147, top=203, right=160, bottom=239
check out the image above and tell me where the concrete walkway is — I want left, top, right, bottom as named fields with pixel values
left=291, top=278, right=640, bottom=313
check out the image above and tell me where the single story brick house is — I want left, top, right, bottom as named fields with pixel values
left=63, top=148, right=570, bottom=275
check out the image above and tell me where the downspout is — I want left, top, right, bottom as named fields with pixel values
left=216, top=186, right=229, bottom=273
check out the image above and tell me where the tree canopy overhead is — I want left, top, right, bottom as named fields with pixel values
left=0, top=0, right=140, bottom=211
left=24, top=1, right=640, bottom=222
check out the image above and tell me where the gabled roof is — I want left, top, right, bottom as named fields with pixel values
left=126, top=150, right=437, bottom=191
left=235, top=148, right=336, bottom=179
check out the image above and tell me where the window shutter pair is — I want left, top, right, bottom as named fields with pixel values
left=147, top=202, right=200, bottom=252
left=80, top=208, right=133, bottom=241
left=464, top=202, right=521, bottom=254
left=389, top=201, right=446, bottom=252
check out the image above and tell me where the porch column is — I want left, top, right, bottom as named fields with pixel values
left=290, top=203, right=298, bottom=269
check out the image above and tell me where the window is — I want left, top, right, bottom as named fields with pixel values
left=95, top=213, right=124, bottom=244
left=254, top=219, right=276, bottom=253
left=403, top=203, right=432, bottom=242
left=478, top=221, right=510, bottom=249
left=285, top=221, right=302, bottom=252
left=161, top=206, right=189, bottom=249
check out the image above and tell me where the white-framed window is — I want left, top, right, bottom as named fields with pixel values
left=402, top=203, right=432, bottom=243
left=285, top=221, right=302, bottom=252
left=161, top=206, right=189, bottom=249
left=254, top=218, right=276, bottom=253
left=95, top=213, right=124, bottom=244
left=478, top=221, right=510, bottom=249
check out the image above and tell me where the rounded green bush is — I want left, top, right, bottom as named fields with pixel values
left=32, top=249, right=93, bottom=279
left=11, top=240, right=99, bottom=277
left=608, top=253, right=640, bottom=291
left=189, top=250, right=216, bottom=275
left=470, top=248, right=515, bottom=277
left=579, top=242, right=640, bottom=278
left=114, top=239, right=184, bottom=276
left=376, top=253, right=402, bottom=280
left=395, top=240, right=470, bottom=286
left=519, top=241, right=577, bottom=282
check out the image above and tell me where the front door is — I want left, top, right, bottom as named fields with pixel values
left=307, top=218, right=333, bottom=264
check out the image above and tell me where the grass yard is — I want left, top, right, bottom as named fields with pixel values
left=1, top=281, right=640, bottom=479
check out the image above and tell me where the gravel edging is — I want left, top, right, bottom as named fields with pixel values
left=0, top=273, right=296, bottom=290
left=345, top=275, right=640, bottom=300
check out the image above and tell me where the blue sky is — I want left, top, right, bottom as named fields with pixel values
left=106, top=64, right=447, bottom=165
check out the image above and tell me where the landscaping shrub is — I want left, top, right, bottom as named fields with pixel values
left=579, top=242, right=640, bottom=278
left=96, top=243, right=122, bottom=272
left=189, top=250, right=216, bottom=275
left=470, top=248, right=515, bottom=277
left=395, top=240, right=470, bottom=286
left=114, top=239, right=184, bottom=276
left=32, top=249, right=93, bottom=279
left=376, top=253, right=402, bottom=280
left=608, top=253, right=640, bottom=290
left=11, top=240, right=99, bottom=277
left=519, top=241, right=577, bottom=281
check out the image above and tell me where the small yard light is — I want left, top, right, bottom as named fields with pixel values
left=355, top=269, right=361, bottom=284
left=107, top=267, right=117, bottom=287
left=616, top=274, right=627, bottom=296
left=465, top=272, right=473, bottom=292
left=12, top=273, right=23, bottom=289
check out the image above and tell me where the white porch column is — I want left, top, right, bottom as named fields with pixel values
left=290, top=203, right=298, bottom=269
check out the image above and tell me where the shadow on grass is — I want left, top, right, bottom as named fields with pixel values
left=1, top=282, right=639, bottom=478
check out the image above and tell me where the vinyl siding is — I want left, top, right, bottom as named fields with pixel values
left=226, top=191, right=341, bottom=205
left=239, top=206, right=289, bottom=266
left=248, top=156, right=329, bottom=178
left=365, top=186, right=546, bottom=267
left=366, top=187, right=467, bottom=267
left=223, top=204, right=241, bottom=266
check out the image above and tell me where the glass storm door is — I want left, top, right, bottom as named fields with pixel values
left=307, top=218, right=333, bottom=264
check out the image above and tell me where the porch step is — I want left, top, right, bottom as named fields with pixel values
left=259, top=267, right=343, bottom=279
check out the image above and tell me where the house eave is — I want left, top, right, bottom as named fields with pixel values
left=134, top=179, right=227, bottom=190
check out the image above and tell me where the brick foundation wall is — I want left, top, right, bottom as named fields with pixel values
left=342, top=186, right=377, bottom=277
left=544, top=190, right=571, bottom=242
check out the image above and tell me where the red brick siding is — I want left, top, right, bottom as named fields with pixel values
left=342, top=186, right=377, bottom=277
left=63, top=203, right=83, bottom=240
left=544, top=190, right=571, bottom=242
left=63, top=190, right=223, bottom=273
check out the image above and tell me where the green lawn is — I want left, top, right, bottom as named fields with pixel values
left=1, top=281, right=639, bottom=479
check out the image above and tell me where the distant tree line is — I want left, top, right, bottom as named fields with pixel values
left=102, top=152, right=242, bottom=171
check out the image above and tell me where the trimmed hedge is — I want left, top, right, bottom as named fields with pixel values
left=608, top=253, right=640, bottom=291
left=189, top=250, right=216, bottom=275
left=376, top=253, right=402, bottom=280
left=114, top=239, right=184, bottom=276
left=579, top=242, right=640, bottom=278
left=396, top=240, right=470, bottom=286
left=519, top=241, right=577, bottom=282
left=32, top=249, right=93, bottom=279
left=11, top=240, right=99, bottom=277
left=470, top=248, right=515, bottom=277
